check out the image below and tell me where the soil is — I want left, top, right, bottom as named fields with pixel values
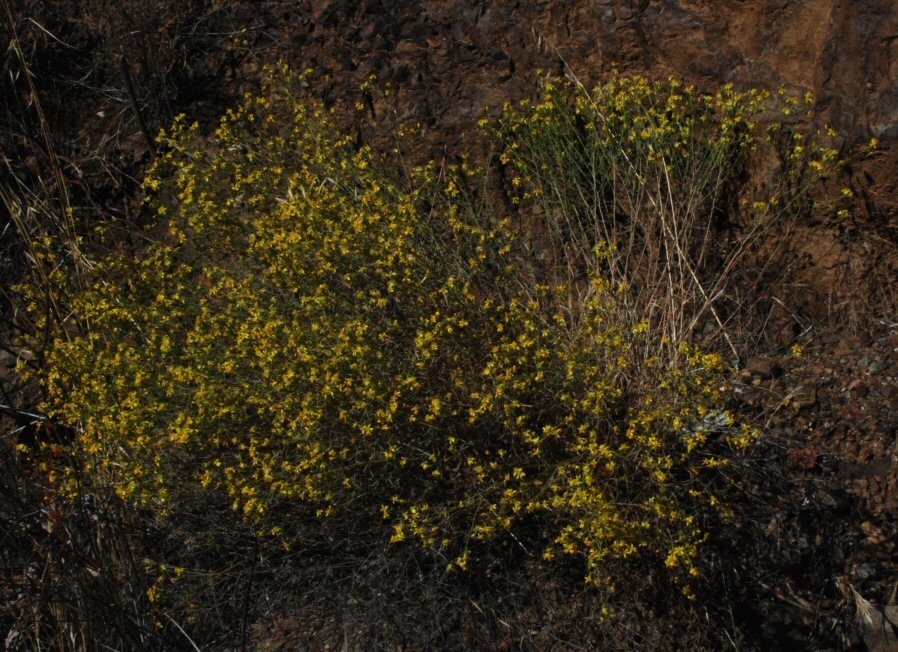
left=3, top=1, right=898, bottom=649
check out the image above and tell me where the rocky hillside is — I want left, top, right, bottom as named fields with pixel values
left=2, top=1, right=898, bottom=650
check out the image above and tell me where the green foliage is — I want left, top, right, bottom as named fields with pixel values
left=33, top=68, right=816, bottom=591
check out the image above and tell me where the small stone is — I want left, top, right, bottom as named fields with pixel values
left=860, top=520, right=888, bottom=544
left=854, top=562, right=878, bottom=580
left=816, top=489, right=839, bottom=508
left=788, top=447, right=819, bottom=469
left=834, top=339, right=854, bottom=358
left=791, top=384, right=817, bottom=410
left=745, top=355, right=781, bottom=379
left=884, top=385, right=898, bottom=403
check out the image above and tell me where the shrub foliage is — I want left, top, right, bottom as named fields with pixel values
left=32, top=69, right=834, bottom=589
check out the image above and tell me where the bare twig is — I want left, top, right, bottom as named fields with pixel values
left=119, top=55, right=157, bottom=157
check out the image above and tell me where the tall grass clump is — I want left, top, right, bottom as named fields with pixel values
left=495, top=77, right=836, bottom=361
left=26, top=68, right=836, bottom=601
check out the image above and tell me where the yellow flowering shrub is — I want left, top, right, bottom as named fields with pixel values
left=34, top=69, right=783, bottom=589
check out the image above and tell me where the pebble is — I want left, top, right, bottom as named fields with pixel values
left=854, top=562, right=878, bottom=579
